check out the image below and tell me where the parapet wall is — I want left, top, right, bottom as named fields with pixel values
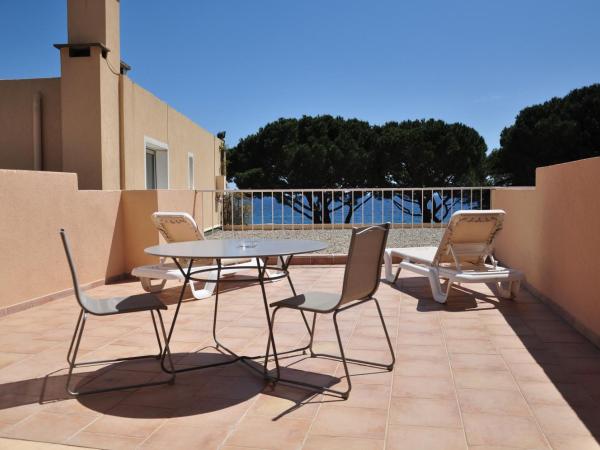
left=493, top=157, right=600, bottom=345
left=0, top=170, right=204, bottom=312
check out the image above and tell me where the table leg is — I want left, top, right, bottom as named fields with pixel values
left=160, top=258, right=240, bottom=374
left=160, top=255, right=312, bottom=377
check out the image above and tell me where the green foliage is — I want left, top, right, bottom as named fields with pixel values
left=228, top=115, right=487, bottom=189
left=227, top=115, right=487, bottom=223
left=376, top=119, right=488, bottom=187
left=488, top=84, right=600, bottom=185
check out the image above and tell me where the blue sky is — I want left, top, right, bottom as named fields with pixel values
left=2, top=0, right=599, bottom=150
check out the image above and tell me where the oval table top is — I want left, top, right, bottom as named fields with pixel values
left=144, top=239, right=328, bottom=259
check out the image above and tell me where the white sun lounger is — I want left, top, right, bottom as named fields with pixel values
left=132, top=212, right=263, bottom=300
left=384, top=210, right=524, bottom=303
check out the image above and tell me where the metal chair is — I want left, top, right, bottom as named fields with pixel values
left=267, top=223, right=395, bottom=399
left=59, top=229, right=175, bottom=396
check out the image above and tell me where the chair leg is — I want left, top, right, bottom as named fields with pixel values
left=150, top=310, right=163, bottom=357
left=269, top=308, right=351, bottom=399
left=271, top=299, right=393, bottom=399
left=307, top=312, right=317, bottom=357
left=189, top=270, right=217, bottom=300
left=332, top=310, right=352, bottom=399
left=311, top=298, right=396, bottom=370
left=157, top=310, right=176, bottom=383
left=372, top=298, right=396, bottom=370
left=497, top=280, right=520, bottom=299
left=66, top=309, right=175, bottom=396
left=384, top=249, right=396, bottom=282
left=140, top=277, right=167, bottom=293
left=265, top=306, right=282, bottom=379
left=427, top=271, right=451, bottom=304
left=66, top=309, right=84, bottom=366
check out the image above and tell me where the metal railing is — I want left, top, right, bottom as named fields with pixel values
left=192, top=187, right=494, bottom=233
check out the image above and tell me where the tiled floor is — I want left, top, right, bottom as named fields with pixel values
left=0, top=267, right=600, bottom=449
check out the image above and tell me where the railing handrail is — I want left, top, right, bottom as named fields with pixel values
left=192, top=186, right=495, bottom=193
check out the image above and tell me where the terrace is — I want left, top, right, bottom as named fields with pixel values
left=0, top=156, right=599, bottom=449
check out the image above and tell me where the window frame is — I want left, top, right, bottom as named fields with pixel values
left=144, top=136, right=169, bottom=190
left=187, top=152, right=195, bottom=190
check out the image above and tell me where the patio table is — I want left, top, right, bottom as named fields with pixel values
left=144, top=238, right=328, bottom=377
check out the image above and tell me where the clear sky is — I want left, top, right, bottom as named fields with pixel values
left=2, top=0, right=599, bottom=151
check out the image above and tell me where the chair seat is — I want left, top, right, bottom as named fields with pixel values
left=270, top=291, right=341, bottom=313
left=81, top=292, right=167, bottom=316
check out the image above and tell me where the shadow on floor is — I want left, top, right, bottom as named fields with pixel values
left=390, top=275, right=600, bottom=441
left=0, top=349, right=341, bottom=421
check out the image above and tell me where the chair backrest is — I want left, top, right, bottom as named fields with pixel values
left=151, top=212, right=204, bottom=243
left=339, top=223, right=390, bottom=306
left=59, top=229, right=88, bottom=312
left=433, top=210, right=505, bottom=267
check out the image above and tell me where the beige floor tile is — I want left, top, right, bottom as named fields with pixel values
left=303, top=434, right=384, bottom=450
left=389, top=397, right=462, bottom=428
left=386, top=425, right=467, bottom=450
left=141, top=422, right=230, bottom=449
left=392, top=375, right=456, bottom=399
left=530, top=404, right=595, bottom=436
left=224, top=415, right=311, bottom=449
left=457, top=388, right=531, bottom=416
left=0, top=437, right=87, bottom=450
left=546, top=434, right=600, bottom=450
left=449, top=353, right=508, bottom=371
left=310, top=404, right=387, bottom=439
left=68, top=431, right=144, bottom=450
left=519, top=381, right=595, bottom=406
left=6, top=411, right=97, bottom=444
left=335, top=384, right=391, bottom=410
left=452, top=369, right=518, bottom=390
left=445, top=339, right=497, bottom=355
left=462, top=413, right=547, bottom=448
left=395, top=344, right=447, bottom=360
left=394, top=359, right=451, bottom=378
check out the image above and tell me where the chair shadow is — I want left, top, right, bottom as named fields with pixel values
left=0, top=349, right=339, bottom=422
left=390, top=275, right=600, bottom=442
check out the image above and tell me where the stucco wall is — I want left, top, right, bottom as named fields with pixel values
left=120, top=76, right=222, bottom=191
left=0, top=170, right=124, bottom=309
left=121, top=190, right=203, bottom=270
left=0, top=78, right=62, bottom=172
left=493, top=157, right=600, bottom=343
left=0, top=169, right=219, bottom=310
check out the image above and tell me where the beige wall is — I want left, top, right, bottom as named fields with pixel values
left=121, top=190, right=203, bottom=270
left=61, top=0, right=121, bottom=190
left=1, top=0, right=220, bottom=193
left=0, top=78, right=62, bottom=172
left=120, top=76, right=223, bottom=191
left=67, top=0, right=120, bottom=68
left=0, top=170, right=124, bottom=309
left=0, top=169, right=218, bottom=310
left=493, top=157, right=600, bottom=343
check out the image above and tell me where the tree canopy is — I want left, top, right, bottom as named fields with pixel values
left=228, top=115, right=487, bottom=189
left=488, top=84, right=600, bottom=185
left=227, top=115, right=488, bottom=223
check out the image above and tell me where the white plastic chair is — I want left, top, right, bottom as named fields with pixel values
left=384, top=210, right=524, bottom=303
left=132, top=212, right=260, bottom=299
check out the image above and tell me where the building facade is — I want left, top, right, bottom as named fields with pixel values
left=0, top=0, right=224, bottom=191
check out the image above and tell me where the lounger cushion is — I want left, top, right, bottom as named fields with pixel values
left=389, top=247, right=437, bottom=265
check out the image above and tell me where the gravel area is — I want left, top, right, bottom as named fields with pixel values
left=206, top=228, right=445, bottom=254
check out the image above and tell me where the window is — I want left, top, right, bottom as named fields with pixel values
left=144, top=138, right=168, bottom=189
left=188, top=153, right=195, bottom=189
